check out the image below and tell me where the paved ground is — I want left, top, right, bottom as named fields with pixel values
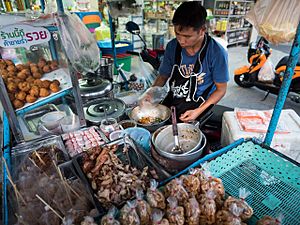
left=219, top=45, right=300, bottom=116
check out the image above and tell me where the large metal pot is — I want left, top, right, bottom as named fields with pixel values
left=128, top=104, right=171, bottom=132
left=152, top=123, right=205, bottom=161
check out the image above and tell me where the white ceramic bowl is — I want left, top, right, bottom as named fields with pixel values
left=40, top=111, right=66, bottom=130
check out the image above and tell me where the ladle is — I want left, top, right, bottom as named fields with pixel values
left=171, top=106, right=183, bottom=153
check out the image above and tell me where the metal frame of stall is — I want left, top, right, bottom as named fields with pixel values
left=2, top=1, right=300, bottom=223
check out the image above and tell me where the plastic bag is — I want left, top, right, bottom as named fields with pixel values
left=146, top=179, right=166, bottom=210
left=151, top=209, right=170, bottom=225
left=180, top=168, right=201, bottom=197
left=256, top=214, right=283, bottom=225
left=184, top=196, right=201, bottom=225
left=54, top=12, right=100, bottom=75
left=164, top=178, right=189, bottom=206
left=120, top=201, right=140, bottom=225
left=199, top=190, right=217, bottom=225
left=138, top=86, right=168, bottom=106
left=135, top=189, right=151, bottom=225
left=100, top=206, right=120, bottom=225
left=258, top=59, right=275, bottom=83
left=246, top=0, right=300, bottom=44
left=215, top=203, right=245, bottom=225
left=166, top=196, right=185, bottom=225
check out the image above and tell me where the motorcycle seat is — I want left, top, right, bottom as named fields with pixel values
left=275, top=56, right=300, bottom=70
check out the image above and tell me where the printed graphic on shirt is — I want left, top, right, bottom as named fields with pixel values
left=171, top=80, right=189, bottom=98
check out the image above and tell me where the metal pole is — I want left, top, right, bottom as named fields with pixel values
left=56, top=0, right=64, bottom=14
left=264, top=21, right=300, bottom=146
left=40, top=0, right=45, bottom=13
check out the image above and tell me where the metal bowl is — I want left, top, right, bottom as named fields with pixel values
left=152, top=123, right=206, bottom=161
left=128, top=104, right=171, bottom=132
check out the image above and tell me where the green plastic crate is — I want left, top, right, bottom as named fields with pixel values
left=208, top=141, right=300, bottom=225
left=113, top=54, right=132, bottom=75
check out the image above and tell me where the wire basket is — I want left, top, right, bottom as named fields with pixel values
left=208, top=141, right=300, bottom=225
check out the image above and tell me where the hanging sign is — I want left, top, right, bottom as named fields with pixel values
left=0, top=24, right=51, bottom=49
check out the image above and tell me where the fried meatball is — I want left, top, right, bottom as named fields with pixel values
left=1, top=73, right=9, bottom=80
left=42, top=65, right=50, bottom=73
left=29, top=63, right=37, bottom=68
left=1, top=69, right=8, bottom=76
left=26, top=94, right=37, bottom=103
left=14, top=78, right=22, bottom=84
left=18, top=82, right=31, bottom=92
left=0, top=59, right=6, bottom=68
left=30, top=66, right=39, bottom=74
left=7, top=72, right=15, bottom=77
left=16, top=64, right=25, bottom=71
left=29, top=86, right=39, bottom=97
left=15, top=91, right=27, bottom=101
left=37, top=60, right=46, bottom=69
left=17, top=71, right=27, bottom=80
left=26, top=76, right=35, bottom=83
left=32, top=72, right=42, bottom=79
left=39, top=88, right=50, bottom=97
left=49, top=83, right=60, bottom=93
left=42, top=80, right=51, bottom=89
left=7, top=65, right=17, bottom=73
left=7, top=82, right=18, bottom=93
left=33, top=79, right=43, bottom=88
left=5, top=60, right=14, bottom=66
left=7, top=78, right=15, bottom=83
left=22, top=69, right=31, bottom=76
left=50, top=61, right=58, bottom=70
left=12, top=99, right=24, bottom=109
left=52, top=79, right=60, bottom=86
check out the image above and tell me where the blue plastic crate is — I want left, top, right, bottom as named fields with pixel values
left=97, top=40, right=133, bottom=55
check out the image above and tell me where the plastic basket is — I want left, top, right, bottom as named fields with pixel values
left=97, top=40, right=133, bottom=55
left=208, top=141, right=300, bottom=225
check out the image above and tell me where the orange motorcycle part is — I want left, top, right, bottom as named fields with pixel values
left=234, top=65, right=250, bottom=76
left=249, top=54, right=267, bottom=74
left=276, top=65, right=300, bottom=81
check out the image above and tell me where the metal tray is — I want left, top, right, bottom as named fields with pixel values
left=61, top=126, right=109, bottom=157
left=22, top=104, right=60, bottom=134
left=72, top=135, right=171, bottom=214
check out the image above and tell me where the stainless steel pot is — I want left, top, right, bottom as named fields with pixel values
left=152, top=123, right=206, bottom=161
left=128, top=104, right=171, bottom=132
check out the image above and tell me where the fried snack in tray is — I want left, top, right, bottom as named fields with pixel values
left=135, top=189, right=151, bottom=225
left=120, top=201, right=140, bottom=225
left=81, top=216, right=99, bottom=225
left=215, top=203, right=246, bottom=225
left=223, top=188, right=253, bottom=221
left=184, top=196, right=201, bottom=225
left=146, top=179, right=166, bottom=210
left=256, top=215, right=282, bottom=225
left=82, top=144, right=150, bottom=209
left=151, top=209, right=169, bottom=225
left=198, top=189, right=217, bottom=225
left=100, top=206, right=120, bottom=225
left=180, top=168, right=201, bottom=197
left=164, top=178, right=189, bottom=206
left=166, top=196, right=185, bottom=225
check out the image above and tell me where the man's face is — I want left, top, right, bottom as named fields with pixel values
left=174, top=26, right=205, bottom=48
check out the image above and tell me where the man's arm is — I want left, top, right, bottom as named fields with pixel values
left=152, top=74, right=169, bottom=87
left=179, top=82, right=227, bottom=122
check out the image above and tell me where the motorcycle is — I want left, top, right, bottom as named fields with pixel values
left=234, top=36, right=300, bottom=102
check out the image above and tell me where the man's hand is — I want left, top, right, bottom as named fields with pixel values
left=179, top=107, right=203, bottom=122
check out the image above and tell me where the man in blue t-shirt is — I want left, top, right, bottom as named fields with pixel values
left=142, top=2, right=229, bottom=122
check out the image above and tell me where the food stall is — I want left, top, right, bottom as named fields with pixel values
left=1, top=0, right=300, bottom=224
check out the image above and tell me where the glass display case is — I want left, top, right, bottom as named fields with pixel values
left=0, top=21, right=86, bottom=143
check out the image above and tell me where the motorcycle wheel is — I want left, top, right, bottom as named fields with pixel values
left=234, top=73, right=254, bottom=88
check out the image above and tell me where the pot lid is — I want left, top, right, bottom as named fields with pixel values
left=79, top=78, right=112, bottom=98
left=84, top=98, right=126, bottom=124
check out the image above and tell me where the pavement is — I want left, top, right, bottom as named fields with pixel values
left=219, top=45, right=300, bottom=116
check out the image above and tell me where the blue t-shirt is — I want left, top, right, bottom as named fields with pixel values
left=159, top=37, right=229, bottom=97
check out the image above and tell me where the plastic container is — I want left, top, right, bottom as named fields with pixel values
left=124, top=127, right=151, bottom=153
left=221, top=109, right=300, bottom=162
left=95, top=22, right=111, bottom=41
left=40, top=111, right=66, bottom=130
left=103, top=53, right=132, bottom=75
left=98, top=41, right=133, bottom=55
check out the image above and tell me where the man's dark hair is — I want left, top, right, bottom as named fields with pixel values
left=172, top=1, right=207, bottom=31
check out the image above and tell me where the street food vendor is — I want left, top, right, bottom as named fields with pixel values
left=140, top=1, right=229, bottom=122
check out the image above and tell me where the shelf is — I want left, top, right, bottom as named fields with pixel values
left=216, top=0, right=254, bottom=2
left=227, top=39, right=248, bottom=45
left=227, top=27, right=250, bottom=32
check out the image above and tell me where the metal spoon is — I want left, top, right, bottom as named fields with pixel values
left=171, top=106, right=183, bottom=153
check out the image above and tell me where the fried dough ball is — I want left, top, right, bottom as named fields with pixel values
left=26, top=76, right=35, bottom=83
left=30, top=66, right=39, bottom=74
left=33, top=79, right=43, bottom=88
left=42, top=65, right=50, bottom=73
left=7, top=65, right=16, bottom=73
left=7, top=77, right=15, bottom=83
left=49, top=83, right=60, bottom=93
left=7, top=82, right=18, bottom=93
left=52, top=79, right=60, bottom=86
left=5, top=60, right=14, bottom=66
left=50, top=61, right=58, bottom=70
left=1, top=73, right=9, bottom=80
left=18, top=82, right=31, bottom=92
left=32, top=72, right=42, bottom=79
left=8, top=92, right=15, bottom=101
left=22, top=69, right=31, bottom=76
left=17, top=71, right=27, bottom=80
left=26, top=94, right=37, bottom=103
left=29, top=63, right=37, bottom=68
left=13, top=99, right=24, bottom=109
left=29, top=86, right=39, bottom=97
left=38, top=60, right=46, bottom=69
left=42, top=80, right=51, bottom=89
left=39, top=88, right=50, bottom=97
left=7, top=72, right=15, bottom=77
left=15, top=91, right=27, bottom=101
left=1, top=69, right=8, bottom=76
left=14, top=78, right=22, bottom=84
left=16, top=64, right=25, bottom=71
left=0, top=59, right=6, bottom=69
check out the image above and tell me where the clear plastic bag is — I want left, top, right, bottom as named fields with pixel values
left=151, top=209, right=170, bottom=225
left=166, top=196, right=185, bottom=225
left=258, top=59, right=275, bottom=83
left=256, top=214, right=283, bottom=225
left=199, top=190, right=217, bottom=225
left=246, top=0, right=300, bottom=44
left=184, top=196, right=201, bottom=225
left=164, top=178, right=189, bottom=206
left=100, top=206, right=120, bottom=225
left=146, top=179, right=166, bottom=210
left=135, top=189, right=151, bottom=225
left=120, top=201, right=140, bottom=225
left=180, top=168, right=201, bottom=197
left=138, top=86, right=168, bottom=106
left=54, top=12, right=100, bottom=75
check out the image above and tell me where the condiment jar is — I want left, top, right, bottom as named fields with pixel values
left=100, top=118, right=119, bottom=137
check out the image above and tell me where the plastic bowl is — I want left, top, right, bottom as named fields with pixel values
left=124, top=127, right=151, bottom=153
left=40, top=111, right=66, bottom=130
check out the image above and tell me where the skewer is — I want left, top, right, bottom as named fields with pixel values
left=35, top=194, right=64, bottom=220
left=33, top=151, right=46, bottom=165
